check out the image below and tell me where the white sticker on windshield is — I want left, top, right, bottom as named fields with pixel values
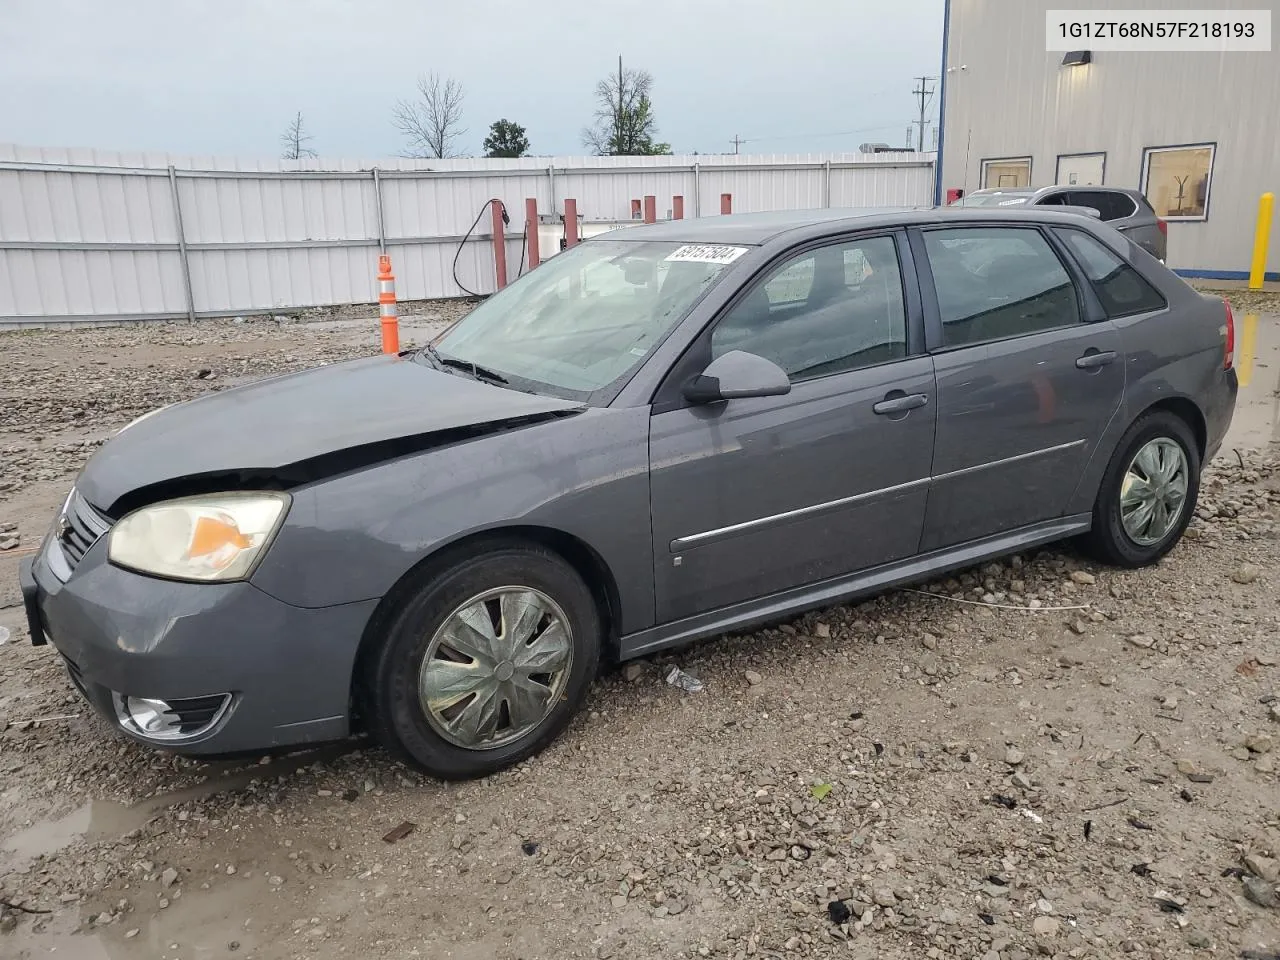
left=664, top=244, right=749, bottom=265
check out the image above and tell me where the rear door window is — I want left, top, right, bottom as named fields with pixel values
left=922, top=227, right=1081, bottom=348
left=1055, top=228, right=1167, bottom=317
left=1036, top=192, right=1072, bottom=207
left=1070, top=190, right=1137, bottom=221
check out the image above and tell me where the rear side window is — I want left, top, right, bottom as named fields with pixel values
left=1056, top=229, right=1167, bottom=317
left=1070, top=190, right=1137, bottom=221
left=922, top=227, right=1081, bottom=347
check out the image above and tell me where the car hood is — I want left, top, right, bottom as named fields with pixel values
left=77, top=354, right=584, bottom=514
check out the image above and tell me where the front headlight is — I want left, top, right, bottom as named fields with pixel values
left=108, top=493, right=290, bottom=582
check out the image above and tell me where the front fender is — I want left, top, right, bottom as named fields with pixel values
left=249, top=407, right=655, bottom=634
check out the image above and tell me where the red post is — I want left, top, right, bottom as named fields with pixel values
left=525, top=197, right=540, bottom=270
left=720, top=193, right=733, bottom=215
left=564, top=198, right=579, bottom=247
left=631, top=199, right=642, bottom=219
left=377, top=254, right=399, bottom=354
left=643, top=195, right=657, bottom=224
left=491, top=200, right=507, bottom=290
left=672, top=195, right=684, bottom=220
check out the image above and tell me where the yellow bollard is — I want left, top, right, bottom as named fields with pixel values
left=1249, top=192, right=1274, bottom=289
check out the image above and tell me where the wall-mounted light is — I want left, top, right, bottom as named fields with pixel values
left=1061, top=50, right=1092, bottom=66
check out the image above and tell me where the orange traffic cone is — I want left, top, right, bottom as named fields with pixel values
left=377, top=254, right=400, bottom=354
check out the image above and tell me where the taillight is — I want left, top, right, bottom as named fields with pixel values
left=1157, top=218, right=1168, bottom=238
left=1223, top=300, right=1235, bottom=370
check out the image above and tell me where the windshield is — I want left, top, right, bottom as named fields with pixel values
left=428, top=239, right=743, bottom=401
left=956, top=192, right=1031, bottom=207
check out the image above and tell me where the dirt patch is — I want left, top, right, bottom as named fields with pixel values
left=1188, top=284, right=1280, bottom=317
left=2, top=310, right=1279, bottom=959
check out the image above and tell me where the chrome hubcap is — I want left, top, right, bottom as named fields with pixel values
left=1120, top=438, right=1189, bottom=546
left=419, top=587, right=573, bottom=750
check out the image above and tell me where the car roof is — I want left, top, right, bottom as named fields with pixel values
left=969, top=185, right=1140, bottom=197
left=967, top=188, right=1035, bottom=197
left=588, top=205, right=1113, bottom=246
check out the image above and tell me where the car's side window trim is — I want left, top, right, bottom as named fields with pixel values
left=1040, top=226, right=1110, bottom=323
left=910, top=222, right=1095, bottom=354
left=649, top=229, right=926, bottom=413
left=1053, top=226, right=1170, bottom=320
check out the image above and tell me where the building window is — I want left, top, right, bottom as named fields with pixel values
left=1141, top=144, right=1214, bottom=221
left=1055, top=152, right=1105, bottom=186
left=981, top=157, right=1032, bottom=189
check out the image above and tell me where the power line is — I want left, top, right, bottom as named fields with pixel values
left=912, top=76, right=937, bottom=152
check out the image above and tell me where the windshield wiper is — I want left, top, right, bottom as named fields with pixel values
left=425, top=344, right=509, bottom=385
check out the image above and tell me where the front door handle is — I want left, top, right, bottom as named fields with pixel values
left=873, top=392, right=929, bottom=415
left=1076, top=350, right=1118, bottom=370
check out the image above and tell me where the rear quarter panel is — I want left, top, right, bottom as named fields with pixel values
left=1064, top=253, right=1231, bottom=513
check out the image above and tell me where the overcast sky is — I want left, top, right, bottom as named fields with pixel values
left=1, top=0, right=945, bottom=160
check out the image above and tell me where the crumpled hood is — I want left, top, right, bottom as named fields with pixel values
left=77, top=354, right=583, bottom=514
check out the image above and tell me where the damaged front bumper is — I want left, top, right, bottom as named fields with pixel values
left=21, top=530, right=378, bottom=755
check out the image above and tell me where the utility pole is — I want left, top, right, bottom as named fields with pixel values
left=616, top=55, right=625, bottom=154
left=732, top=134, right=742, bottom=155
left=912, top=76, right=937, bottom=152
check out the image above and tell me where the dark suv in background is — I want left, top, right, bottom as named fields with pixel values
left=954, top=186, right=1167, bottom=262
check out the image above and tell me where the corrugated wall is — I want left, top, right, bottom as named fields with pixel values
left=940, top=0, right=1278, bottom=275
left=0, top=145, right=934, bottom=325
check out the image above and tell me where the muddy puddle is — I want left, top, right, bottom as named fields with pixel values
left=2, top=798, right=143, bottom=862
left=1224, top=311, right=1280, bottom=450
left=1, top=743, right=357, bottom=867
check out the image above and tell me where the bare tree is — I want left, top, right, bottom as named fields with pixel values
left=581, top=57, right=670, bottom=156
left=393, top=73, right=467, bottom=159
left=280, top=111, right=317, bottom=160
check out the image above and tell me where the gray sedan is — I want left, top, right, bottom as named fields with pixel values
left=956, top=185, right=1168, bottom=261
left=20, top=207, right=1236, bottom=779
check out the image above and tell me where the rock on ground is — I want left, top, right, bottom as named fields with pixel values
left=2, top=311, right=1280, bottom=959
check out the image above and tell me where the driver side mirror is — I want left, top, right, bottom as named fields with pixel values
left=683, top=350, right=792, bottom=404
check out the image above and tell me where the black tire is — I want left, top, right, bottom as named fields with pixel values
left=361, top=543, right=601, bottom=780
left=1084, top=411, right=1200, bottom=567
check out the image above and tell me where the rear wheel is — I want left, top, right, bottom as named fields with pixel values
left=362, top=545, right=600, bottom=779
left=1085, top=411, right=1200, bottom=567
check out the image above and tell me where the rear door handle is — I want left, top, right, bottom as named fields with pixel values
left=873, top=393, right=929, bottom=415
left=1076, top=350, right=1118, bottom=369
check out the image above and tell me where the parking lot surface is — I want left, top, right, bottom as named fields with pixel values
left=2, top=293, right=1279, bottom=959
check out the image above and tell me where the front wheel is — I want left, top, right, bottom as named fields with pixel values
left=1084, top=411, right=1200, bottom=567
left=361, top=544, right=601, bottom=780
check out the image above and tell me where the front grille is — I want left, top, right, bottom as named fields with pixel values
left=57, top=489, right=111, bottom=572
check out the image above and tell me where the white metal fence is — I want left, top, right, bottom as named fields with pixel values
left=0, top=144, right=936, bottom=326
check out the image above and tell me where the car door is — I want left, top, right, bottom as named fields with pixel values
left=912, top=223, right=1124, bottom=552
left=648, top=232, right=936, bottom=622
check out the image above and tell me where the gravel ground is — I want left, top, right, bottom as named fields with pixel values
left=2, top=299, right=1279, bottom=960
